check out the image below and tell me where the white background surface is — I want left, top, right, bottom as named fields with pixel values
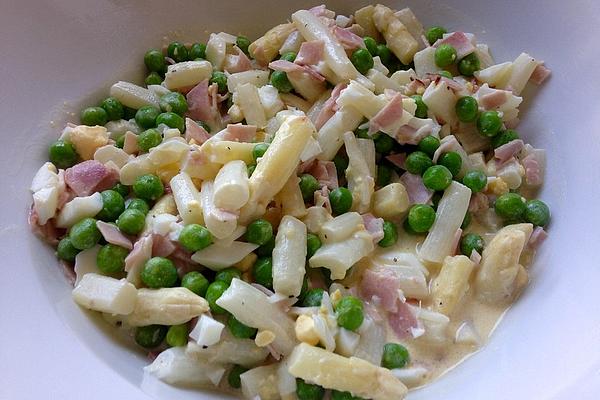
left=2, top=0, right=600, bottom=399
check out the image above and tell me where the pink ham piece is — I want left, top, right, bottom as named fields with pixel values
left=434, top=32, right=475, bottom=59
left=405, top=77, right=431, bottom=96
left=314, top=186, right=332, bottom=214
left=362, top=213, right=384, bottom=243
left=152, top=233, right=176, bottom=257
left=400, top=172, right=434, bottom=204
left=368, top=93, right=404, bottom=135
left=125, top=235, right=153, bottom=275
left=385, top=153, right=407, bottom=170
left=359, top=267, right=400, bottom=313
left=207, top=82, right=224, bottom=129
left=395, top=123, right=430, bottom=145
left=309, top=4, right=335, bottom=18
left=295, top=40, right=325, bottom=66
left=388, top=300, right=419, bottom=339
left=64, top=160, right=119, bottom=197
left=522, top=154, right=543, bottom=186
left=185, top=118, right=211, bottom=144
left=494, top=139, right=524, bottom=165
left=224, top=46, right=252, bottom=73
left=331, top=25, right=364, bottom=50
left=528, top=226, right=548, bottom=249
left=96, top=221, right=133, bottom=250
left=470, top=249, right=482, bottom=264
left=186, top=80, right=212, bottom=122
left=451, top=228, right=463, bottom=256
left=28, top=206, right=63, bottom=245
left=56, top=169, right=74, bottom=210
left=469, top=192, right=490, bottom=213
left=314, top=82, right=347, bottom=130
left=530, top=64, right=551, bottom=85
left=480, top=90, right=508, bottom=110
left=505, top=117, right=520, bottom=129
left=223, top=123, right=257, bottom=142
left=269, top=60, right=326, bottom=82
left=307, top=160, right=339, bottom=189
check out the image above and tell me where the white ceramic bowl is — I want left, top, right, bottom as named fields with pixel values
left=2, top=1, right=600, bottom=399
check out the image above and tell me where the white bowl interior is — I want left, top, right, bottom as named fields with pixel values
left=2, top=1, right=600, bottom=399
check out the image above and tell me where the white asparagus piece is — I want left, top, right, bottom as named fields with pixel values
left=344, top=132, right=374, bottom=214
left=287, top=343, right=408, bottom=400
left=126, top=288, right=208, bottom=326
left=431, top=255, right=476, bottom=315
left=272, top=215, right=307, bottom=297
left=212, top=160, right=249, bottom=210
left=240, top=364, right=280, bottom=400
left=186, top=332, right=269, bottom=367
left=170, top=172, right=204, bottom=225
left=276, top=175, right=307, bottom=219
left=110, top=81, right=160, bottom=109
left=319, top=212, right=363, bottom=243
left=72, top=274, right=137, bottom=315
left=309, top=230, right=374, bottom=280
left=200, top=180, right=237, bottom=239
left=236, top=83, right=267, bottom=128
left=164, top=60, right=212, bottom=90
left=55, top=192, right=103, bottom=228
left=227, top=70, right=271, bottom=92
left=216, top=278, right=297, bottom=355
left=191, top=241, right=259, bottom=271
left=316, top=106, right=364, bottom=161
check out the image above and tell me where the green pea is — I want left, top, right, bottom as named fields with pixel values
left=135, top=325, right=167, bottom=348
left=329, top=187, right=353, bottom=215
left=166, top=324, right=188, bottom=347
left=215, top=268, right=242, bottom=285
left=96, top=190, right=125, bottom=222
left=69, top=217, right=101, bottom=250
left=246, top=219, right=273, bottom=246
left=381, top=343, right=410, bottom=369
left=135, top=106, right=160, bottom=129
left=460, top=233, right=484, bottom=257
left=332, top=390, right=365, bottom=400
left=439, top=70, right=453, bottom=79
left=156, top=112, right=185, bottom=132
left=178, top=224, right=213, bottom=252
left=461, top=211, right=472, bottom=229
left=378, top=220, right=398, bottom=248
left=270, top=70, right=293, bottom=93
left=426, top=26, right=447, bottom=45
left=363, top=36, right=378, bottom=56
left=228, top=365, right=248, bottom=389
left=418, top=135, right=440, bottom=157
left=299, top=174, right=320, bottom=202
left=236, top=36, right=251, bottom=55
left=144, top=72, right=163, bottom=87
left=197, top=120, right=211, bottom=133
left=302, top=288, right=324, bottom=307
left=477, top=111, right=502, bottom=137
left=256, top=235, right=276, bottom=257
left=144, top=49, right=166, bottom=73
left=333, top=154, right=349, bottom=175
left=374, top=133, right=394, bottom=154
left=115, top=135, right=125, bottom=149
left=227, top=314, right=257, bottom=339
left=376, top=44, right=393, bottom=68
left=494, top=193, right=526, bottom=220
left=141, top=257, right=178, bottom=288
left=49, top=140, right=78, bottom=169
left=252, top=256, right=273, bottom=289
left=296, top=379, right=325, bottom=400
left=458, top=53, right=481, bottom=76
left=525, top=199, right=550, bottom=227
left=126, top=198, right=150, bottom=215
left=377, top=164, right=393, bottom=187
left=100, top=97, right=124, bottom=121
left=159, top=92, right=188, bottom=115
left=405, top=151, right=433, bottom=175
left=423, top=165, right=453, bottom=191
left=434, top=44, right=457, bottom=67
left=411, top=95, right=428, bottom=119
left=354, top=127, right=370, bottom=139
left=133, top=174, right=164, bottom=202
left=403, top=218, right=420, bottom=236
left=210, top=71, right=228, bottom=94
left=80, top=106, right=107, bottom=126
left=111, top=183, right=130, bottom=198
left=438, top=151, right=462, bottom=177
left=252, top=143, right=269, bottom=161
left=137, top=128, right=162, bottom=153
left=246, top=164, right=256, bottom=177
left=455, top=96, right=479, bottom=123
left=350, top=48, right=374, bottom=75
left=189, top=43, right=207, bottom=60
left=335, top=296, right=364, bottom=331
left=408, top=204, right=436, bottom=233
left=167, top=41, right=189, bottom=63
left=280, top=51, right=297, bottom=62
left=56, top=237, right=80, bottom=262
left=306, top=233, right=322, bottom=259
left=181, top=271, right=209, bottom=297
left=97, top=244, right=129, bottom=274
left=491, top=129, right=520, bottom=149
left=462, top=170, right=487, bottom=193
left=116, top=209, right=146, bottom=235
left=206, top=281, right=230, bottom=314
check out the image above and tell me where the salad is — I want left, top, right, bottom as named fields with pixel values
left=29, top=4, right=551, bottom=399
